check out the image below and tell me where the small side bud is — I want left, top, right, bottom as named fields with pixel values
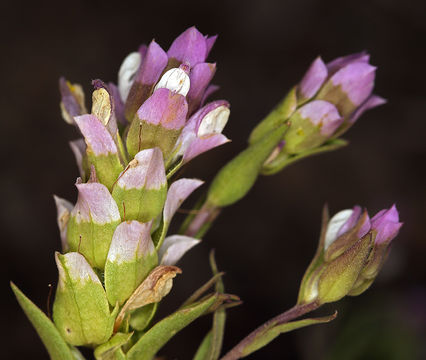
left=53, top=252, right=118, bottom=346
left=112, top=148, right=167, bottom=222
left=59, top=77, right=87, bottom=125
left=105, top=221, right=158, bottom=306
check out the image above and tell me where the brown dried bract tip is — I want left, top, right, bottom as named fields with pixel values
left=114, top=265, right=182, bottom=331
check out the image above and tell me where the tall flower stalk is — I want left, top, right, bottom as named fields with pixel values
left=11, top=26, right=402, bottom=360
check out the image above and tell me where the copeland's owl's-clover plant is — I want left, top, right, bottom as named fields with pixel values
left=11, top=26, right=402, bottom=360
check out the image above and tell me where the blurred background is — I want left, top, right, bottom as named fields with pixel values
left=2, top=0, right=425, bottom=358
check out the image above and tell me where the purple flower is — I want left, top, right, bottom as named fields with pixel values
left=371, top=204, right=403, bottom=244
left=297, top=52, right=386, bottom=135
left=299, top=204, right=403, bottom=304
left=113, top=26, right=219, bottom=124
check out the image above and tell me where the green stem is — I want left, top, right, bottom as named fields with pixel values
left=220, top=301, right=320, bottom=360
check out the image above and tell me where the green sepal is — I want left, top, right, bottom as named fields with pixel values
left=282, top=110, right=327, bottom=154
left=126, top=120, right=182, bottom=160
left=316, top=82, right=357, bottom=119
left=94, top=332, right=133, bottom=360
left=239, top=312, right=337, bottom=358
left=207, top=123, right=289, bottom=207
left=11, top=282, right=75, bottom=360
left=87, top=151, right=123, bottom=191
left=67, top=218, right=121, bottom=270
left=105, top=251, right=158, bottom=306
left=317, top=234, right=374, bottom=304
left=324, top=211, right=369, bottom=263
left=126, top=294, right=219, bottom=360
left=249, top=87, right=297, bottom=145
left=261, top=138, right=348, bottom=176
left=297, top=206, right=329, bottom=305
left=129, top=303, right=158, bottom=331
left=53, top=253, right=119, bottom=346
left=347, top=276, right=375, bottom=296
left=112, top=186, right=167, bottom=223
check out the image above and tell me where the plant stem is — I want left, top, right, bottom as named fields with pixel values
left=220, top=301, right=320, bottom=360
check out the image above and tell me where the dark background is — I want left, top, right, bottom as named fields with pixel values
left=2, top=0, right=425, bottom=359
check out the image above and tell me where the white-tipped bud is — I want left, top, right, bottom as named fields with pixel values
left=154, top=67, right=191, bottom=96
left=197, top=105, right=230, bottom=137
left=118, top=52, right=142, bottom=101
left=324, top=209, right=353, bottom=250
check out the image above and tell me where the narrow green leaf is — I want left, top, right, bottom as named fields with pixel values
left=193, top=331, right=212, bottom=360
left=11, top=282, right=75, bottom=360
left=94, top=332, right=132, bottom=360
left=206, top=251, right=226, bottom=360
left=241, top=312, right=337, bottom=357
left=181, top=272, right=224, bottom=308
left=126, top=294, right=219, bottom=360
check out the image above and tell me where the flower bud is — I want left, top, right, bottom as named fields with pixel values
left=158, top=235, right=200, bottom=266
left=154, top=65, right=191, bottom=96
left=104, top=221, right=158, bottom=306
left=126, top=88, right=188, bottom=160
left=283, top=100, right=342, bottom=154
left=59, top=77, right=87, bottom=125
left=67, top=180, right=121, bottom=269
left=74, top=114, right=124, bottom=190
left=187, top=62, right=216, bottom=115
left=297, top=57, right=328, bottom=103
left=174, top=101, right=230, bottom=164
left=167, top=26, right=214, bottom=67
left=352, top=205, right=402, bottom=294
left=53, top=252, right=118, bottom=346
left=112, top=148, right=167, bottom=223
left=124, top=41, right=168, bottom=121
left=118, top=51, right=142, bottom=103
left=323, top=206, right=370, bottom=261
left=298, top=205, right=402, bottom=305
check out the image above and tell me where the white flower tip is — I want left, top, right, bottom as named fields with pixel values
left=197, top=105, right=230, bottom=137
left=154, top=67, right=191, bottom=96
left=324, top=209, right=354, bottom=250
left=55, top=252, right=100, bottom=285
left=118, top=52, right=142, bottom=101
